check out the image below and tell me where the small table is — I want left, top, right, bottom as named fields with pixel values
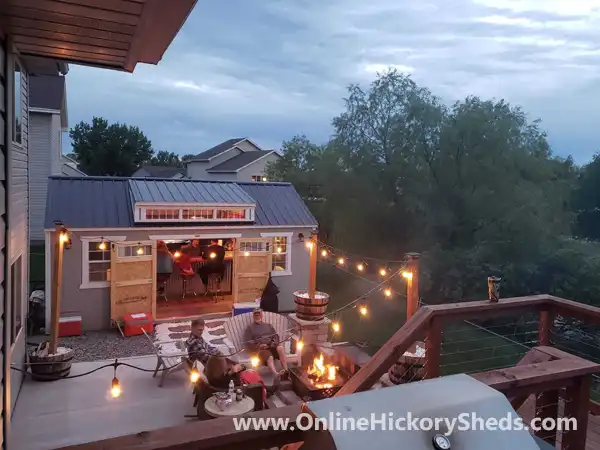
left=204, top=396, right=255, bottom=418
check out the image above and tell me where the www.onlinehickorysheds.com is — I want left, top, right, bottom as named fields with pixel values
left=233, top=412, right=577, bottom=435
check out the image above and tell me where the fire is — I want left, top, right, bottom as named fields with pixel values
left=306, top=353, right=338, bottom=389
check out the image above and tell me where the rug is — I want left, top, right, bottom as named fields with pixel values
left=154, top=318, right=233, bottom=354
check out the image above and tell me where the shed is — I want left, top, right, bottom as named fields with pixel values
left=44, top=176, right=317, bottom=331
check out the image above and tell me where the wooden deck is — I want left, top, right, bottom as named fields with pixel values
left=156, top=295, right=233, bottom=320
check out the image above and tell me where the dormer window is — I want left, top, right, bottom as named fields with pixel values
left=135, top=204, right=254, bottom=223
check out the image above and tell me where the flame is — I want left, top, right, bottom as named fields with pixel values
left=306, top=353, right=338, bottom=389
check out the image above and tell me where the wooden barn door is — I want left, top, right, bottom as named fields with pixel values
left=234, top=238, right=272, bottom=303
left=110, top=241, right=156, bottom=323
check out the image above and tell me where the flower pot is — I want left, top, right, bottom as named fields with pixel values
left=294, top=290, right=329, bottom=321
left=28, top=346, right=74, bottom=381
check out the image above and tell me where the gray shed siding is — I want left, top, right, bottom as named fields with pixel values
left=9, top=48, right=28, bottom=421
left=28, top=113, right=53, bottom=242
left=49, top=226, right=311, bottom=331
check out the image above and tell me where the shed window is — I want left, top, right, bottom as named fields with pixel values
left=13, top=61, right=22, bottom=144
left=216, top=208, right=246, bottom=220
left=87, top=241, right=110, bottom=282
left=182, top=208, right=214, bottom=220
left=117, top=244, right=152, bottom=258
left=146, top=208, right=180, bottom=220
left=240, top=241, right=268, bottom=253
left=251, top=175, right=266, bottom=182
left=270, top=236, right=291, bottom=274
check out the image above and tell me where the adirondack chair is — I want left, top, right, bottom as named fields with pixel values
left=223, top=312, right=298, bottom=366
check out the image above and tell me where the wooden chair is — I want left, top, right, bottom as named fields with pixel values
left=223, top=312, right=298, bottom=366
left=142, top=329, right=195, bottom=387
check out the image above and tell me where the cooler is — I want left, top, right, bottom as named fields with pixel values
left=232, top=299, right=260, bottom=316
left=123, top=313, right=153, bottom=337
left=58, top=315, right=82, bottom=337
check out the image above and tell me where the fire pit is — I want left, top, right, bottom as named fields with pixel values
left=289, top=345, right=351, bottom=400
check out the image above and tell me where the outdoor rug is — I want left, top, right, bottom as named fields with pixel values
left=154, top=318, right=232, bottom=354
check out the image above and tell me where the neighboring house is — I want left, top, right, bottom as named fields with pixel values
left=132, top=165, right=184, bottom=179
left=28, top=74, right=80, bottom=243
left=186, top=138, right=280, bottom=182
left=0, top=1, right=196, bottom=447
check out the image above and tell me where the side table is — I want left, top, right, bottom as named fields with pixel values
left=204, top=396, right=255, bottom=418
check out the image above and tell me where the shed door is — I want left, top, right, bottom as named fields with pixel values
left=234, top=238, right=272, bottom=303
left=110, top=241, right=156, bottom=323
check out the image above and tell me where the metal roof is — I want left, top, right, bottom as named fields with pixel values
left=191, top=138, right=245, bottom=161
left=133, top=165, right=184, bottom=178
left=45, top=177, right=318, bottom=229
left=207, top=151, right=275, bottom=173
left=128, top=179, right=255, bottom=205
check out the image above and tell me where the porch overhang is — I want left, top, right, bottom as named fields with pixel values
left=0, top=0, right=197, bottom=72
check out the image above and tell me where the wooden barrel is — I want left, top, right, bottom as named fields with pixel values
left=29, top=347, right=74, bottom=381
left=294, top=290, right=329, bottom=321
left=388, top=341, right=426, bottom=384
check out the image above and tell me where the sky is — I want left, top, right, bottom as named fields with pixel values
left=64, top=0, right=600, bottom=164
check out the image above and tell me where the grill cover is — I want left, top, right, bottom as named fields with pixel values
left=303, top=374, right=542, bottom=450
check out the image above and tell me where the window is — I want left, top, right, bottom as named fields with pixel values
left=216, top=208, right=247, bottom=220
left=11, top=256, right=22, bottom=344
left=87, top=241, right=111, bottom=283
left=182, top=208, right=214, bottom=220
left=135, top=205, right=254, bottom=223
left=145, top=208, right=180, bottom=220
left=261, top=233, right=293, bottom=276
left=252, top=175, right=267, bottom=182
left=13, top=61, right=22, bottom=144
left=117, top=244, right=152, bottom=258
left=240, top=241, right=268, bottom=253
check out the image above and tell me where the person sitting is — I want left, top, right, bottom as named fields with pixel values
left=243, top=308, right=288, bottom=378
left=156, top=240, right=174, bottom=274
left=204, top=356, right=267, bottom=405
left=197, top=239, right=226, bottom=292
left=185, top=318, right=221, bottom=367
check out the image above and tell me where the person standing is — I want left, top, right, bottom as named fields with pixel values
left=198, top=239, right=226, bottom=291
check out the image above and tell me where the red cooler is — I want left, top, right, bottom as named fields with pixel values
left=59, top=315, right=82, bottom=337
left=123, top=313, right=154, bottom=337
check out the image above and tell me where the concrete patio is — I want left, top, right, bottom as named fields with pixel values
left=12, top=356, right=196, bottom=449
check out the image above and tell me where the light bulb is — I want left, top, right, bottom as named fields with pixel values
left=296, top=340, right=304, bottom=351
left=338, top=257, right=345, bottom=265
left=111, top=377, right=121, bottom=398
left=402, top=271, right=413, bottom=280
left=379, top=268, right=387, bottom=276
left=359, top=306, right=368, bottom=316
left=384, top=288, right=392, bottom=297
left=209, top=252, right=216, bottom=259
left=174, top=251, right=181, bottom=258
left=59, top=232, right=68, bottom=243
left=190, top=367, right=200, bottom=383
left=250, top=356, right=260, bottom=368
left=244, top=251, right=250, bottom=257
left=98, top=241, right=107, bottom=250
left=321, top=249, right=328, bottom=257
left=136, top=247, right=144, bottom=255
left=276, top=246, right=282, bottom=253
left=262, top=177, right=267, bottom=181
left=332, top=322, right=340, bottom=333
left=357, top=263, right=364, bottom=272
left=305, top=241, right=314, bottom=250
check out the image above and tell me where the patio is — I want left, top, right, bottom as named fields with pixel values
left=11, top=356, right=197, bottom=450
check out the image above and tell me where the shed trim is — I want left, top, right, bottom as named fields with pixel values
left=148, top=233, right=243, bottom=240
left=79, top=235, right=127, bottom=290
left=261, top=232, right=294, bottom=277
left=44, top=225, right=316, bottom=232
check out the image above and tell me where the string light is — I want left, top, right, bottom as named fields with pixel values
left=262, top=177, right=267, bottom=182
left=296, top=340, right=304, bottom=351
left=379, top=268, right=387, bottom=277
left=110, top=361, right=121, bottom=398
left=136, top=244, right=144, bottom=255
left=402, top=271, right=413, bottom=280
left=332, top=321, right=340, bottom=333
left=356, top=263, right=364, bottom=272
left=250, top=356, right=260, bottom=368
left=244, top=251, right=250, bottom=257
left=98, top=240, right=107, bottom=251
left=337, top=257, right=345, bottom=265
left=384, top=288, right=392, bottom=297
left=209, top=252, right=217, bottom=259
left=276, top=246, right=283, bottom=253
left=190, top=365, right=200, bottom=383
left=173, top=251, right=181, bottom=258
left=359, top=305, right=368, bottom=316
left=321, top=249, right=328, bottom=257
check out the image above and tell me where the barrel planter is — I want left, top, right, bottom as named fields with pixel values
left=294, top=290, right=330, bottom=321
left=388, top=341, right=426, bottom=385
left=29, top=346, right=74, bottom=381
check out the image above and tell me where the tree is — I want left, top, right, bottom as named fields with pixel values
left=573, top=154, right=600, bottom=240
left=69, top=117, right=153, bottom=176
left=181, top=154, right=195, bottom=163
left=149, top=150, right=182, bottom=168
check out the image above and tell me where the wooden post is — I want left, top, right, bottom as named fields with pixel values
left=308, top=233, right=317, bottom=299
left=405, top=253, right=420, bottom=320
left=538, top=308, right=554, bottom=346
left=534, top=389, right=559, bottom=444
left=562, top=375, right=591, bottom=450
left=424, top=317, right=443, bottom=379
left=49, top=222, right=65, bottom=355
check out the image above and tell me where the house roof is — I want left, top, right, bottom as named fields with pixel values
left=135, top=165, right=184, bottom=178
left=29, top=75, right=66, bottom=110
left=207, top=150, right=276, bottom=173
left=129, top=179, right=255, bottom=205
left=45, top=177, right=318, bottom=229
left=191, top=138, right=246, bottom=161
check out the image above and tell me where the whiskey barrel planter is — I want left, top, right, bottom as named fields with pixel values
left=29, top=346, right=74, bottom=381
left=294, top=290, right=329, bottom=321
left=388, top=341, right=426, bottom=385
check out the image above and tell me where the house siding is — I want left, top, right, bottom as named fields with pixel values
left=28, top=113, right=54, bottom=242
left=186, top=147, right=243, bottom=179
left=209, top=152, right=280, bottom=182
left=0, top=32, right=7, bottom=450
left=48, top=227, right=311, bottom=331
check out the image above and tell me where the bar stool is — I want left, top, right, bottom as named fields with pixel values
left=181, top=270, right=197, bottom=298
left=207, top=274, right=223, bottom=303
left=157, top=273, right=170, bottom=303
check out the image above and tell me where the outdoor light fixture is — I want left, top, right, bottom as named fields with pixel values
left=305, top=241, right=314, bottom=250
left=136, top=245, right=144, bottom=255
left=402, top=271, right=413, bottom=280
left=321, top=249, right=328, bottom=257
left=298, top=233, right=305, bottom=242
left=190, top=365, right=200, bottom=383
left=111, top=361, right=121, bottom=398
left=250, top=356, right=260, bottom=368
left=98, top=240, right=107, bottom=251
left=332, top=322, right=340, bottom=333
left=59, top=228, right=72, bottom=250
left=262, top=177, right=267, bottom=181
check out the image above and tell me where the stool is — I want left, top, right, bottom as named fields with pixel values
left=157, top=273, right=170, bottom=303
left=180, top=270, right=197, bottom=298
left=207, top=274, right=223, bottom=303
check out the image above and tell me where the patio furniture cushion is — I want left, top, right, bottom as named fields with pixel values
left=223, top=312, right=298, bottom=364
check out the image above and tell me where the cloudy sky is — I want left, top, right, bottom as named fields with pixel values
left=65, top=0, right=600, bottom=163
